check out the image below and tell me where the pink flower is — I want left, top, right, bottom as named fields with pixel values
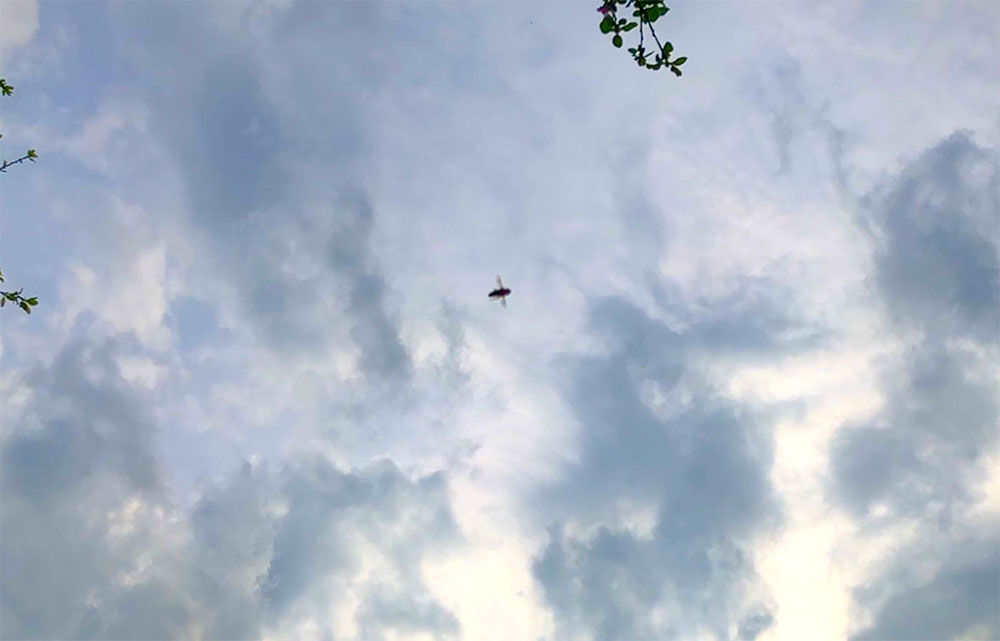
left=597, top=4, right=613, bottom=14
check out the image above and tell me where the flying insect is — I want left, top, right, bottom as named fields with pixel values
left=488, top=275, right=511, bottom=308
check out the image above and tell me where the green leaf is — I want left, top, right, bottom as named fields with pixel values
left=663, top=41, right=673, bottom=54
left=612, top=34, right=623, bottom=48
left=26, top=297, right=38, bottom=306
left=671, top=67, right=683, bottom=77
left=644, top=4, right=666, bottom=22
left=27, top=149, right=37, bottom=159
left=623, top=22, right=638, bottom=31
left=19, top=301, right=30, bottom=314
left=600, top=15, right=614, bottom=33
left=1, top=298, right=5, bottom=307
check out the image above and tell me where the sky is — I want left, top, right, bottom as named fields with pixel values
left=0, top=1, right=997, bottom=640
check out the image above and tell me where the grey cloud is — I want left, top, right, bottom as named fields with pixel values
left=261, top=461, right=457, bottom=619
left=862, top=131, right=999, bottom=341
left=188, top=458, right=460, bottom=640
left=1, top=336, right=194, bottom=640
left=180, top=53, right=289, bottom=227
left=187, top=462, right=273, bottom=640
left=831, top=133, right=999, bottom=520
left=686, top=281, right=826, bottom=357
left=533, top=525, right=662, bottom=641
left=752, top=53, right=853, bottom=195
left=356, top=589, right=461, bottom=641
left=170, top=295, right=229, bottom=353
left=645, top=274, right=827, bottom=359
left=771, top=110, right=794, bottom=175
left=850, top=537, right=999, bottom=641
left=831, top=342, right=997, bottom=521
left=737, top=609, right=775, bottom=640
left=830, top=132, right=999, bottom=637
left=434, top=301, right=472, bottom=391
left=111, top=2, right=412, bottom=381
left=2, top=339, right=162, bottom=504
left=2, top=337, right=459, bottom=640
left=533, top=296, right=782, bottom=640
left=763, top=58, right=802, bottom=175
left=331, top=194, right=412, bottom=386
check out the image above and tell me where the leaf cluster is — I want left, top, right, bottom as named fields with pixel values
left=598, top=0, right=687, bottom=75
left=0, top=81, right=38, bottom=172
left=0, top=268, right=38, bottom=314
left=0, top=78, right=39, bottom=314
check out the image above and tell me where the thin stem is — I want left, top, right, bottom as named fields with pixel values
left=648, top=22, right=666, bottom=58
left=639, top=15, right=645, bottom=54
left=0, top=153, right=32, bottom=172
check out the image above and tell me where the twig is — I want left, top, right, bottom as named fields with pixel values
left=0, top=151, right=37, bottom=172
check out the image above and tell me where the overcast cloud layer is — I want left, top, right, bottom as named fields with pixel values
left=1, top=2, right=998, bottom=640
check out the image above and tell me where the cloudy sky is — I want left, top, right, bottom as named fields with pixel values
left=0, top=1, right=997, bottom=640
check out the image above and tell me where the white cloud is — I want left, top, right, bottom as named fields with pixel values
left=54, top=234, right=171, bottom=349
left=0, top=0, right=39, bottom=54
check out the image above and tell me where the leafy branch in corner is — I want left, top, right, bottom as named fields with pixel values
left=0, top=148, right=38, bottom=173
left=0, top=77, right=39, bottom=314
left=0, top=268, right=38, bottom=314
left=598, top=0, right=687, bottom=75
